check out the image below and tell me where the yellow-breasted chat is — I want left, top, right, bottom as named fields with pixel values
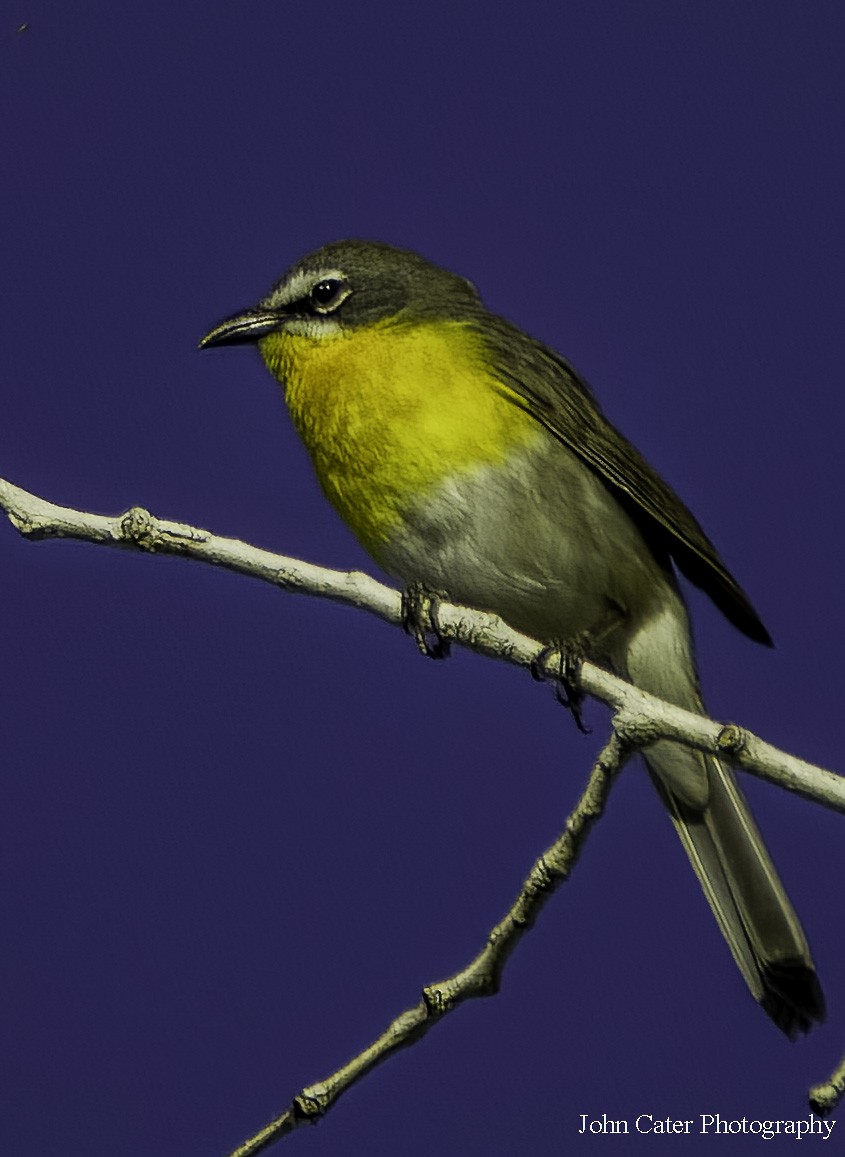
left=200, top=239, right=823, bottom=1037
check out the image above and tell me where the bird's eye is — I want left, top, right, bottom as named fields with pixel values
left=309, top=278, right=350, bottom=312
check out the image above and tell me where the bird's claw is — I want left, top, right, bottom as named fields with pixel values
left=531, top=635, right=591, bottom=733
left=401, top=582, right=451, bottom=660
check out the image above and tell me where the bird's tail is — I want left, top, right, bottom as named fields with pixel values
left=648, top=755, right=824, bottom=1037
left=624, top=601, right=824, bottom=1037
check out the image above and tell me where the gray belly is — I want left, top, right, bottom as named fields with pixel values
left=378, top=434, right=677, bottom=663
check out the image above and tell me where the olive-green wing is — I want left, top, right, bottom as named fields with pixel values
left=479, top=316, right=772, bottom=645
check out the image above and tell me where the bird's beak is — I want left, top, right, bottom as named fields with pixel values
left=198, top=308, right=284, bottom=349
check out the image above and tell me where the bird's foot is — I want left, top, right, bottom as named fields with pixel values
left=531, top=633, right=591, bottom=734
left=401, top=582, right=452, bottom=660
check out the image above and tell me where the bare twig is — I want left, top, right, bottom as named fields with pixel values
left=225, top=733, right=629, bottom=1155
left=2, top=477, right=842, bottom=812
left=810, top=1053, right=845, bottom=1118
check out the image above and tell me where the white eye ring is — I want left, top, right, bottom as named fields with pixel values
left=309, top=278, right=352, bottom=313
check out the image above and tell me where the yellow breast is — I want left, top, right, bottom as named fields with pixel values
left=259, top=319, right=540, bottom=556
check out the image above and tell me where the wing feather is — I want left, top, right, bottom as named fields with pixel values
left=477, top=316, right=772, bottom=645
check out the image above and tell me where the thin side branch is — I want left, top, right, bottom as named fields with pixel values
left=225, top=733, right=630, bottom=1155
left=2, top=477, right=842, bottom=812
left=810, top=1053, right=845, bottom=1118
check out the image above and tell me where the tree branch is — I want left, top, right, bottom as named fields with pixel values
left=3, top=476, right=844, bottom=1140
left=2, top=477, right=842, bottom=813
left=810, top=1051, right=845, bottom=1119
left=226, top=733, right=629, bottom=1155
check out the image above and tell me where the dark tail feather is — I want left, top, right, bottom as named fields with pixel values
left=648, top=754, right=825, bottom=1038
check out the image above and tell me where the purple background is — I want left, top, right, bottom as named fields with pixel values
left=2, top=3, right=843, bottom=1154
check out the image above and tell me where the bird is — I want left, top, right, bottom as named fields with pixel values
left=199, top=239, right=823, bottom=1037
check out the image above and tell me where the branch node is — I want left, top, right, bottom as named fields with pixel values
left=515, top=856, right=555, bottom=909
left=294, top=1088, right=329, bottom=1121
left=716, top=722, right=747, bottom=755
left=118, top=505, right=211, bottom=553
left=120, top=506, right=158, bottom=550
left=422, top=982, right=452, bottom=1015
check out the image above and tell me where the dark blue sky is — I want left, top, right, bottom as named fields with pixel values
left=2, top=3, right=843, bottom=1154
